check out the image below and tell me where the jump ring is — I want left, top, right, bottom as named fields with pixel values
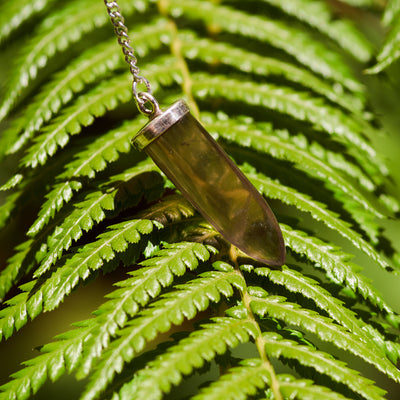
left=135, top=91, right=160, bottom=117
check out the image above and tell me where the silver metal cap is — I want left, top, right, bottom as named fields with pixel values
left=131, top=100, right=190, bottom=151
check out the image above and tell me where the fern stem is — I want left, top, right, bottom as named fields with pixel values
left=158, top=0, right=200, bottom=118
left=229, top=245, right=283, bottom=400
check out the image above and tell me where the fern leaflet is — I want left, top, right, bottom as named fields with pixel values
left=180, top=33, right=365, bottom=112
left=251, top=264, right=400, bottom=363
left=261, top=331, right=386, bottom=400
left=33, top=160, right=162, bottom=277
left=195, top=75, right=381, bottom=174
left=27, top=117, right=147, bottom=236
left=191, top=359, right=349, bottom=400
left=250, top=289, right=400, bottom=382
left=20, top=58, right=180, bottom=169
left=281, top=224, right=397, bottom=316
left=0, top=0, right=146, bottom=121
left=77, top=241, right=216, bottom=377
left=80, top=270, right=245, bottom=400
left=167, top=0, right=362, bottom=92
left=0, top=1, right=399, bottom=399
left=0, top=218, right=158, bottom=341
left=5, top=18, right=170, bottom=155
left=114, top=316, right=257, bottom=400
left=260, top=0, right=373, bottom=62
left=245, top=167, right=389, bottom=270
left=0, top=0, right=55, bottom=44
left=0, top=241, right=214, bottom=399
left=367, top=0, right=400, bottom=73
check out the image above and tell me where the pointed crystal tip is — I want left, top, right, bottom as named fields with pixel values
left=237, top=218, right=286, bottom=266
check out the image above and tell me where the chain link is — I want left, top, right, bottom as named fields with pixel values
left=104, top=1, right=160, bottom=116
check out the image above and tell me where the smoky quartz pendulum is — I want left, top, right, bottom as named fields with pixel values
left=104, top=1, right=285, bottom=266
left=133, top=101, right=285, bottom=265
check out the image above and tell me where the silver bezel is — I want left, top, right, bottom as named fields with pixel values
left=131, top=100, right=190, bottom=151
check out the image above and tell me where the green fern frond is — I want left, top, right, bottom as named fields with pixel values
left=0, top=188, right=25, bottom=231
left=26, top=117, right=146, bottom=236
left=20, top=58, right=180, bottom=169
left=77, top=241, right=216, bottom=377
left=191, top=359, right=350, bottom=400
left=280, top=224, right=396, bottom=316
left=180, top=33, right=365, bottom=113
left=177, top=359, right=273, bottom=400
left=33, top=159, right=162, bottom=277
left=383, top=0, right=400, bottom=25
left=0, top=321, right=92, bottom=400
left=195, top=75, right=381, bottom=173
left=0, top=160, right=160, bottom=300
left=250, top=288, right=400, bottom=382
left=0, top=218, right=158, bottom=341
left=0, top=0, right=147, bottom=122
left=0, top=174, right=23, bottom=192
left=113, top=316, right=257, bottom=400
left=261, top=331, right=386, bottom=400
left=0, top=0, right=55, bottom=45
left=369, top=19, right=400, bottom=73
left=0, top=239, right=34, bottom=302
left=81, top=272, right=245, bottom=400
left=0, top=241, right=213, bottom=400
left=0, top=281, right=39, bottom=341
left=167, top=0, right=362, bottom=92
left=260, top=0, right=374, bottom=62
left=246, top=167, right=389, bottom=269
left=39, top=218, right=160, bottom=313
left=367, top=0, right=400, bottom=73
left=249, top=265, right=374, bottom=342
left=34, top=190, right=117, bottom=275
left=137, top=194, right=195, bottom=225
left=281, top=130, right=377, bottom=192
left=0, top=0, right=399, bottom=398
left=4, top=18, right=170, bottom=155
left=276, top=373, right=356, bottom=400
left=254, top=265, right=400, bottom=364
left=27, top=181, right=83, bottom=236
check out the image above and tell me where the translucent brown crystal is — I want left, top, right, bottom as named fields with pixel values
left=132, top=101, right=285, bottom=266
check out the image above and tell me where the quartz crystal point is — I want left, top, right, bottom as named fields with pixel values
left=132, top=100, right=285, bottom=266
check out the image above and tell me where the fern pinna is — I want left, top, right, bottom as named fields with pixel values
left=0, top=0, right=399, bottom=399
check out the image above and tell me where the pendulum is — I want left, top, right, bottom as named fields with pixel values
left=104, top=1, right=285, bottom=266
left=133, top=101, right=285, bottom=265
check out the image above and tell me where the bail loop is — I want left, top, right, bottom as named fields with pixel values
left=132, top=78, right=160, bottom=117
left=135, top=90, right=161, bottom=117
left=132, top=76, right=161, bottom=118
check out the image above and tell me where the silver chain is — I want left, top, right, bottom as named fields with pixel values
left=104, top=1, right=160, bottom=116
